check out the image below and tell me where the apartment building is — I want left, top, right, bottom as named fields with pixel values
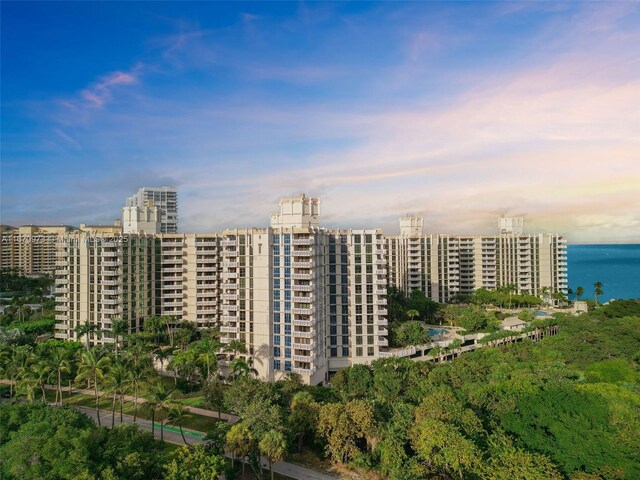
left=1, top=225, right=78, bottom=276
left=54, top=233, right=157, bottom=345
left=387, top=215, right=568, bottom=303
left=125, top=186, right=178, bottom=233
left=54, top=194, right=390, bottom=385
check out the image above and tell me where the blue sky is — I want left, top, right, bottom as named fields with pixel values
left=2, top=1, right=639, bottom=242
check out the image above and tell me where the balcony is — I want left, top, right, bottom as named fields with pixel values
left=55, top=269, right=67, bottom=276
left=103, top=280, right=122, bottom=287
left=162, top=292, right=183, bottom=299
left=196, top=267, right=217, bottom=272
left=292, top=249, right=312, bottom=257
left=292, top=367, right=317, bottom=375
left=221, top=250, right=237, bottom=257
left=221, top=283, right=237, bottom=289
left=102, top=250, right=122, bottom=257
left=163, top=267, right=184, bottom=273
left=376, top=298, right=387, bottom=305
left=377, top=338, right=389, bottom=347
left=55, top=305, right=68, bottom=312
left=223, top=304, right=238, bottom=312
left=103, top=288, right=123, bottom=295
left=220, top=325, right=238, bottom=333
left=292, top=261, right=312, bottom=268
left=54, top=333, right=69, bottom=339
left=220, top=315, right=237, bottom=322
left=196, top=300, right=217, bottom=306
left=221, top=272, right=238, bottom=279
left=221, top=293, right=238, bottom=300
left=375, top=279, right=386, bottom=286
left=222, top=261, right=238, bottom=268
left=292, top=295, right=314, bottom=303
left=377, top=308, right=388, bottom=316
left=103, top=307, right=123, bottom=315
left=103, top=261, right=121, bottom=267
left=162, top=249, right=183, bottom=255
left=378, top=318, right=388, bottom=326
left=294, top=331, right=314, bottom=339
left=376, top=249, right=385, bottom=255
left=197, top=241, right=218, bottom=247
left=55, top=314, right=68, bottom=321
left=55, top=260, right=68, bottom=267
left=57, top=278, right=68, bottom=285
left=54, top=287, right=68, bottom=294
left=293, top=284, right=314, bottom=291
left=161, top=284, right=183, bottom=290
left=103, top=298, right=120, bottom=305
left=293, top=319, right=314, bottom=327
left=221, top=239, right=236, bottom=246
left=378, top=327, right=389, bottom=336
left=55, top=323, right=67, bottom=330
left=292, top=307, right=313, bottom=315
left=293, top=273, right=313, bottom=280
left=293, top=342, right=315, bottom=350
left=294, top=353, right=317, bottom=362
left=376, top=259, right=386, bottom=265
left=292, top=238, right=313, bottom=246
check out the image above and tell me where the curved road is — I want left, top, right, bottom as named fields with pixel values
left=75, top=405, right=339, bottom=480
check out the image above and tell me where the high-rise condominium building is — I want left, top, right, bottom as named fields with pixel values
left=1, top=225, right=78, bottom=275
left=54, top=194, right=389, bottom=385
left=125, top=187, right=177, bottom=233
left=387, top=216, right=568, bottom=303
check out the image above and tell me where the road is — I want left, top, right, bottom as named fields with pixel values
left=75, top=405, right=339, bottom=480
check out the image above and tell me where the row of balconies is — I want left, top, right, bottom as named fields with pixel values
left=293, top=318, right=314, bottom=327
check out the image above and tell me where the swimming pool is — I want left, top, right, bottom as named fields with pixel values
left=429, top=328, right=447, bottom=337
left=534, top=310, right=550, bottom=317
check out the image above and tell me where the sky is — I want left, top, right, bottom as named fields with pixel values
left=1, top=1, right=639, bottom=243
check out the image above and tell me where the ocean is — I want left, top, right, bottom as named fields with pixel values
left=568, top=244, right=640, bottom=302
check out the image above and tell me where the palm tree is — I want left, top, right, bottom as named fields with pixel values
left=16, top=377, right=38, bottom=403
left=259, top=429, right=287, bottom=480
left=49, top=346, right=71, bottom=405
left=104, top=362, right=132, bottom=428
left=594, top=281, right=604, bottom=307
left=230, top=357, right=258, bottom=379
left=146, top=383, right=174, bottom=442
left=167, top=403, right=190, bottom=445
left=76, top=349, right=111, bottom=426
left=196, top=338, right=220, bottom=382
left=406, top=309, right=420, bottom=322
left=30, top=361, right=52, bottom=402
left=226, top=422, right=254, bottom=479
left=128, top=362, right=152, bottom=423
left=225, top=339, right=247, bottom=358
left=111, top=318, right=129, bottom=359
left=75, top=321, right=98, bottom=351
left=154, top=347, right=172, bottom=374
left=576, top=286, right=584, bottom=301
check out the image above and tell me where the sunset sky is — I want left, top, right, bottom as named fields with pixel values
left=2, top=2, right=639, bottom=243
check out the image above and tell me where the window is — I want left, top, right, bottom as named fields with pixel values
left=284, top=336, right=291, bottom=347
left=274, top=347, right=281, bottom=357
left=284, top=313, right=291, bottom=323
left=274, top=324, right=281, bottom=334
left=273, top=359, right=281, bottom=370
left=284, top=234, right=290, bottom=244
left=274, top=335, right=281, bottom=345
left=285, top=348, right=291, bottom=358
left=284, top=324, right=291, bottom=335
left=285, top=360, right=291, bottom=371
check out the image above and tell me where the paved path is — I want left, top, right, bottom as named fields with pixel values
left=1, top=380, right=240, bottom=424
left=74, top=405, right=339, bottom=480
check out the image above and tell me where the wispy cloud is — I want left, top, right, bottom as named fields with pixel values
left=78, top=67, right=141, bottom=108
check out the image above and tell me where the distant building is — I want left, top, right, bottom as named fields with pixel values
left=387, top=216, right=568, bottom=303
left=1, top=224, right=78, bottom=276
left=125, top=187, right=177, bottom=233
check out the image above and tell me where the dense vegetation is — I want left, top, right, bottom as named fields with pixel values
left=0, top=270, right=56, bottom=340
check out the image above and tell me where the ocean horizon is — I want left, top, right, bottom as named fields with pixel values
left=568, top=244, right=640, bottom=302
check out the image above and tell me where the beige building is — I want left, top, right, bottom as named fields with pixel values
left=387, top=216, right=568, bottom=303
left=54, top=194, right=390, bottom=385
left=1, top=225, right=78, bottom=276
left=126, top=186, right=178, bottom=234
left=54, top=232, right=156, bottom=344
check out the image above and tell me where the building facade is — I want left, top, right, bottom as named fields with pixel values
left=387, top=215, right=568, bottom=303
left=1, top=225, right=77, bottom=276
left=125, top=187, right=178, bottom=233
left=54, top=194, right=390, bottom=384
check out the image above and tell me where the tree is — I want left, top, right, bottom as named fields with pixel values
left=111, top=318, right=129, bottom=359
left=406, top=309, right=419, bottom=321
left=104, top=362, right=132, bottom=428
left=76, top=349, right=111, bottom=426
left=204, top=422, right=230, bottom=455
left=289, top=391, right=319, bottom=452
left=317, top=400, right=374, bottom=464
left=594, top=282, right=604, bottom=307
left=576, top=286, right=584, bottom=301
left=145, top=383, right=174, bottom=442
left=194, top=337, right=220, bottom=382
left=167, top=403, right=190, bottom=445
left=48, top=345, right=71, bottom=405
left=163, top=444, right=225, bottom=480
left=203, top=379, right=226, bottom=419
left=75, top=321, right=99, bottom=351
left=226, top=422, right=255, bottom=479
left=259, top=429, right=287, bottom=480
